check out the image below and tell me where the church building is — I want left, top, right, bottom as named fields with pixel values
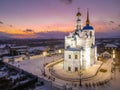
left=64, top=9, right=97, bottom=72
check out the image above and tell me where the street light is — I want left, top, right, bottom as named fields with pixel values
left=53, top=54, right=54, bottom=62
left=58, top=49, right=64, bottom=58
left=112, top=49, right=115, bottom=59
left=43, top=51, right=47, bottom=64
left=58, top=49, right=62, bottom=54
left=79, top=66, right=82, bottom=87
left=111, top=62, right=113, bottom=80
left=43, top=51, right=47, bottom=76
left=49, top=66, right=54, bottom=89
left=79, top=50, right=82, bottom=87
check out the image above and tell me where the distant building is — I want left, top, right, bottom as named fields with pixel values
left=28, top=46, right=46, bottom=55
left=9, top=46, right=28, bottom=55
left=105, top=44, right=118, bottom=50
left=98, top=44, right=118, bottom=59
left=64, top=9, right=97, bottom=72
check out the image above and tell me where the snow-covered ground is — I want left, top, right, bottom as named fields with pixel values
left=50, top=61, right=102, bottom=79
left=6, top=55, right=120, bottom=90
left=8, top=54, right=63, bottom=76
left=7, top=54, right=63, bottom=90
left=75, top=69, right=120, bottom=90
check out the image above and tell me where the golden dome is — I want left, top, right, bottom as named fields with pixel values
left=76, top=12, right=81, bottom=16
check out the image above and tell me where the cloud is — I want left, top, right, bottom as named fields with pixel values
left=0, top=21, right=4, bottom=24
left=118, top=24, right=120, bottom=27
left=0, top=21, right=13, bottom=28
left=9, top=25, right=13, bottom=27
left=110, top=21, right=114, bottom=23
left=60, top=0, right=73, bottom=4
left=23, top=29, right=35, bottom=33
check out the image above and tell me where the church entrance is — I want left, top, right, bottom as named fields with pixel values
left=75, top=67, right=78, bottom=72
left=68, top=67, right=71, bottom=71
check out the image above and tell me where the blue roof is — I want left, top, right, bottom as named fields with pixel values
left=83, top=24, right=94, bottom=30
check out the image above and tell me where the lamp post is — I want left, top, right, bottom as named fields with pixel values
left=58, top=49, right=62, bottom=54
left=79, top=65, right=82, bottom=86
left=49, top=66, right=53, bottom=89
left=80, top=74, right=82, bottom=86
left=53, top=54, right=54, bottom=62
left=112, top=49, right=115, bottom=59
left=43, top=51, right=47, bottom=76
left=79, top=50, right=82, bottom=87
left=111, top=62, right=113, bottom=80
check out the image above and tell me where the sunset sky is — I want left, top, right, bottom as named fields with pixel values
left=0, top=0, right=120, bottom=39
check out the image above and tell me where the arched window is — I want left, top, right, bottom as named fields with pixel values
left=75, top=55, right=78, bottom=59
left=68, top=67, right=71, bottom=71
left=90, top=31, right=92, bottom=37
left=75, top=67, right=78, bottom=72
left=69, top=55, right=71, bottom=59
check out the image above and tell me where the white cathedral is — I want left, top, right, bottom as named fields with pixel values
left=64, top=9, right=97, bottom=72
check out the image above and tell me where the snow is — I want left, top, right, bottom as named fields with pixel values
left=105, top=44, right=118, bottom=48
left=10, top=54, right=63, bottom=76
left=3, top=55, right=26, bottom=62
left=0, top=49, right=9, bottom=55
left=51, top=61, right=102, bottom=79
left=9, top=73, right=24, bottom=80
left=10, top=46, right=28, bottom=49
left=5, top=54, right=120, bottom=90
left=28, top=46, right=46, bottom=52
left=0, top=44, right=9, bottom=48
left=0, top=72, right=8, bottom=78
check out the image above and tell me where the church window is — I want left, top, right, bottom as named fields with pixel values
left=75, top=55, right=78, bottom=59
left=69, top=55, right=71, bottom=59
left=75, top=67, right=78, bottom=72
left=90, top=31, right=92, bottom=37
left=68, top=67, right=71, bottom=71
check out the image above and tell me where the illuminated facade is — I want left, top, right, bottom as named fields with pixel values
left=64, top=9, right=97, bottom=72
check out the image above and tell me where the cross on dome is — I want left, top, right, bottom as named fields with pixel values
left=76, top=8, right=81, bottom=17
